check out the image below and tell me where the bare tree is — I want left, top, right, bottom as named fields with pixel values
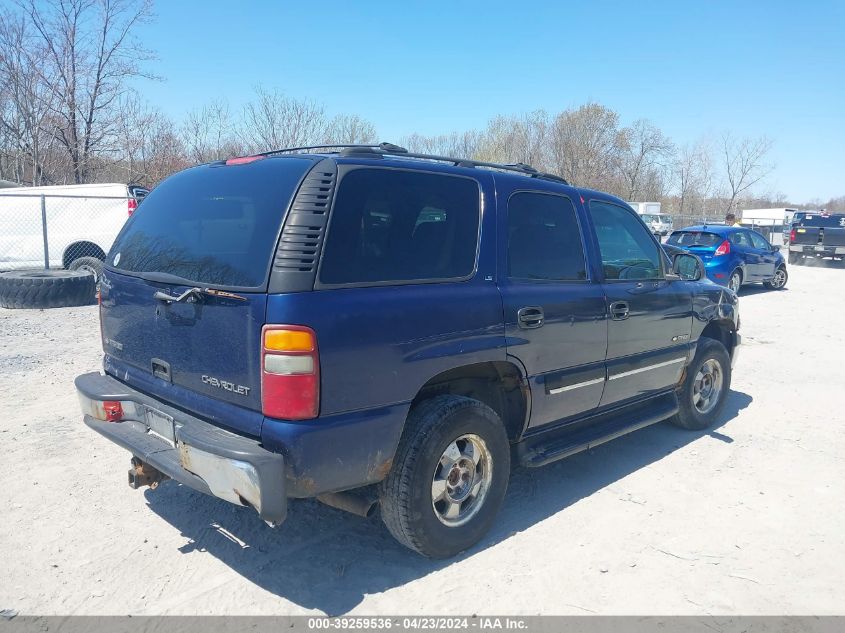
left=674, top=141, right=714, bottom=214
left=0, top=10, right=63, bottom=184
left=182, top=99, right=240, bottom=164
left=323, top=113, right=377, bottom=145
left=240, top=87, right=328, bottom=152
left=721, top=133, right=774, bottom=213
left=549, top=103, right=619, bottom=189
left=615, top=119, right=674, bottom=200
left=400, top=130, right=484, bottom=159
left=475, top=110, right=549, bottom=168
left=15, top=0, right=155, bottom=183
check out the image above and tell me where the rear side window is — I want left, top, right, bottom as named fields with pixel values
left=319, top=169, right=480, bottom=285
left=110, top=158, right=313, bottom=287
left=667, top=231, right=722, bottom=247
left=729, top=231, right=751, bottom=247
left=589, top=200, right=662, bottom=280
left=507, top=192, right=587, bottom=281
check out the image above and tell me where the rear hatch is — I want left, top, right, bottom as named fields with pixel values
left=666, top=230, right=723, bottom=261
left=99, top=156, right=316, bottom=436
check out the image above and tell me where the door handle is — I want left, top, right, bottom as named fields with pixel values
left=609, top=301, right=630, bottom=320
left=517, top=306, right=544, bottom=329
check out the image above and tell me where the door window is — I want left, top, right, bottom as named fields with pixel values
left=748, top=231, right=770, bottom=250
left=507, top=192, right=587, bottom=281
left=588, top=200, right=662, bottom=280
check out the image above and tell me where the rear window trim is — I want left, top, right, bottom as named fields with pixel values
left=313, top=165, right=484, bottom=291
left=103, top=156, right=317, bottom=293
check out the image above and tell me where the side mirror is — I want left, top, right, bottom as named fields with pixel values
left=671, top=253, right=704, bottom=281
left=771, top=244, right=781, bottom=252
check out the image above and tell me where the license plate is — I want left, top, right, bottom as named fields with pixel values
left=144, top=406, right=176, bottom=446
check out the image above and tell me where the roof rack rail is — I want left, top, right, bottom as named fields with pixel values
left=257, top=142, right=569, bottom=185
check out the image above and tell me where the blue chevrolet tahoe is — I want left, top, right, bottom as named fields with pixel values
left=75, top=143, right=741, bottom=558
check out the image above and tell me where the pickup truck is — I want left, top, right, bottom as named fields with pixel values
left=75, top=143, right=741, bottom=558
left=788, top=213, right=845, bottom=264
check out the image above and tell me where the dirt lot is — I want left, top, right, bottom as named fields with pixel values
left=1, top=263, right=844, bottom=616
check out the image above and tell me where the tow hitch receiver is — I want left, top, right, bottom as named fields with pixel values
left=128, top=457, right=169, bottom=490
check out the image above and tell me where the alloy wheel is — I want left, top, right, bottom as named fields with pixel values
left=431, top=434, right=493, bottom=527
left=692, top=358, right=724, bottom=414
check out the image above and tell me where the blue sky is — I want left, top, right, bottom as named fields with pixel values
left=135, top=1, right=844, bottom=202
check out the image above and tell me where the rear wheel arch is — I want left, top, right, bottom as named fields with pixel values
left=410, top=361, right=529, bottom=443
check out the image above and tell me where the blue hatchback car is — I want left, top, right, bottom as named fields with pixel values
left=666, top=225, right=788, bottom=292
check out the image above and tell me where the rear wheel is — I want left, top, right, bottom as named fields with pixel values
left=68, top=256, right=104, bottom=285
left=728, top=269, right=742, bottom=293
left=788, top=252, right=800, bottom=265
left=763, top=265, right=788, bottom=290
left=670, top=338, right=731, bottom=430
left=379, top=395, right=510, bottom=558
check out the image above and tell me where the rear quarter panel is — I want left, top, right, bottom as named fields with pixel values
left=266, top=283, right=505, bottom=415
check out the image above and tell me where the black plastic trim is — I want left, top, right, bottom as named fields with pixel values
left=268, top=158, right=338, bottom=294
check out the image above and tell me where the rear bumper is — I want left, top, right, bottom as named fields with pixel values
left=75, top=372, right=287, bottom=525
left=790, top=244, right=845, bottom=256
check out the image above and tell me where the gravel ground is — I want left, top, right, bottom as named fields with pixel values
left=1, top=263, right=844, bottom=616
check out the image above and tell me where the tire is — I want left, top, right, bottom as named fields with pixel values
left=0, top=269, right=96, bottom=309
left=67, top=256, right=104, bottom=284
left=379, top=395, right=511, bottom=558
left=728, top=269, right=742, bottom=293
left=788, top=252, right=800, bottom=265
left=670, top=338, right=732, bottom=430
left=763, top=265, right=788, bottom=290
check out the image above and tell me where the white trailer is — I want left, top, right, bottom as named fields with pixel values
left=0, top=182, right=148, bottom=275
left=740, top=208, right=799, bottom=244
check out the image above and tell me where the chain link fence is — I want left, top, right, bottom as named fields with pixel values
left=0, top=193, right=135, bottom=277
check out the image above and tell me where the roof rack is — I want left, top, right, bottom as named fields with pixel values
left=257, top=142, right=569, bottom=185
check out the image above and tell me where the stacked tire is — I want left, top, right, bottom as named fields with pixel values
left=0, top=270, right=96, bottom=309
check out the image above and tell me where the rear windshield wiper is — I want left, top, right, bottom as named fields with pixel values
left=153, top=287, right=246, bottom=303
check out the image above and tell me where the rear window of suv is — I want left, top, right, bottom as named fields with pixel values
left=319, top=169, right=480, bottom=285
left=108, top=158, right=313, bottom=288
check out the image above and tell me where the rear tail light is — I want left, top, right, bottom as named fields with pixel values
left=714, top=239, right=731, bottom=257
left=790, top=229, right=797, bottom=242
left=79, top=395, right=124, bottom=422
left=127, top=198, right=138, bottom=216
left=261, top=325, right=319, bottom=420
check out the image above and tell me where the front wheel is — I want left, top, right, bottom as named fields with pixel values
left=379, top=395, right=511, bottom=558
left=763, top=265, right=788, bottom=290
left=670, top=338, right=732, bottom=430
